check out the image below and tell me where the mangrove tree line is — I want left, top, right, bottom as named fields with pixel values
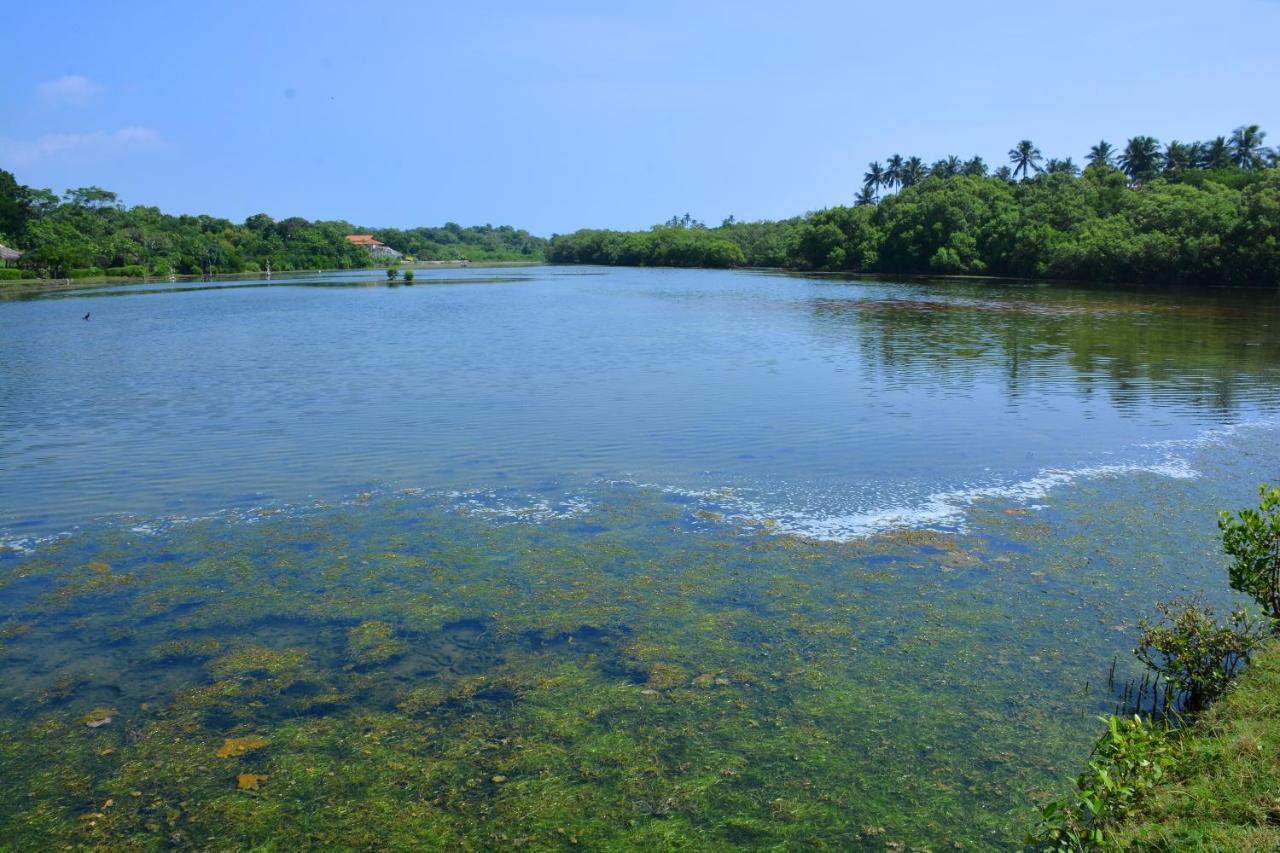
left=548, top=125, right=1280, bottom=286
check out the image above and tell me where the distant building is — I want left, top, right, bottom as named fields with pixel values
left=0, top=244, right=21, bottom=266
left=344, top=234, right=402, bottom=261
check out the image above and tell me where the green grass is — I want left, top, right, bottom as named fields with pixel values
left=1107, top=639, right=1280, bottom=850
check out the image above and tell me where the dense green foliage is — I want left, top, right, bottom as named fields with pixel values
left=0, top=172, right=546, bottom=278
left=1220, top=484, right=1280, bottom=622
left=1135, top=598, right=1261, bottom=715
left=1032, top=714, right=1175, bottom=851
left=371, top=223, right=544, bottom=263
left=544, top=224, right=748, bottom=268
left=549, top=126, right=1280, bottom=286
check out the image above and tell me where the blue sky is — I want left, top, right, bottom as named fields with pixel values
left=3, top=0, right=1278, bottom=235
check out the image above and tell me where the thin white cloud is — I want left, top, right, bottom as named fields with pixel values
left=36, top=74, right=107, bottom=108
left=0, top=127, right=167, bottom=166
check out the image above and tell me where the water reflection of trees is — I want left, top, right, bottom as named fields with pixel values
left=808, top=284, right=1280, bottom=417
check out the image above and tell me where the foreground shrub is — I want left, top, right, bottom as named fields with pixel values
left=1220, top=484, right=1280, bottom=624
left=1135, top=597, right=1261, bottom=715
left=1031, top=715, right=1175, bottom=850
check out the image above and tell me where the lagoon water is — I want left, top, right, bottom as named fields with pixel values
left=2, top=266, right=1279, bottom=847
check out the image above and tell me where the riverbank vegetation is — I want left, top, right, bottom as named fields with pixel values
left=1104, top=641, right=1280, bottom=848
left=548, top=125, right=1280, bottom=286
left=1033, top=485, right=1280, bottom=849
left=0, top=171, right=545, bottom=278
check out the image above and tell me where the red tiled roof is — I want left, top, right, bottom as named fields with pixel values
left=345, top=234, right=382, bottom=245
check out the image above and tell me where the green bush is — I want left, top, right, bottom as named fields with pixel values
left=68, top=267, right=104, bottom=279
left=1031, top=715, right=1176, bottom=850
left=1135, top=597, right=1261, bottom=715
left=386, top=266, right=399, bottom=281
left=106, top=264, right=147, bottom=278
left=0, top=268, right=30, bottom=280
left=1220, top=485, right=1280, bottom=624
left=403, top=269, right=415, bottom=283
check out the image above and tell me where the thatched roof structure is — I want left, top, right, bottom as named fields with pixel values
left=0, top=244, right=21, bottom=262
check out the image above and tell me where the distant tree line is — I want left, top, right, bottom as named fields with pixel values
left=371, top=223, right=544, bottom=263
left=548, top=124, right=1280, bottom=285
left=0, top=171, right=546, bottom=279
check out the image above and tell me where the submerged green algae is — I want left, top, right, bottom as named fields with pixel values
left=0, top=468, right=1264, bottom=850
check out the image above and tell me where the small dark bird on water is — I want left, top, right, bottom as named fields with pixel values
left=83, top=312, right=90, bottom=320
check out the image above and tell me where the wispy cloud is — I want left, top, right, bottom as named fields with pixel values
left=0, top=127, right=167, bottom=166
left=36, top=74, right=107, bottom=108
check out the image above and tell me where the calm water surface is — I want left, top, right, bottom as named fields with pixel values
left=1, top=267, right=1278, bottom=848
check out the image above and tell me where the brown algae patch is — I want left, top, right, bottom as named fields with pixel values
left=216, top=736, right=270, bottom=759
left=236, top=772, right=268, bottom=791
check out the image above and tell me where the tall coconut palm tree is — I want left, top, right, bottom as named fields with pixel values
left=884, top=154, right=905, bottom=191
left=1198, top=136, right=1233, bottom=170
left=901, top=156, right=926, bottom=188
left=933, top=155, right=962, bottom=178
left=1230, top=124, right=1270, bottom=169
left=863, top=161, right=886, bottom=197
left=1008, top=140, right=1043, bottom=179
left=854, top=186, right=878, bottom=207
left=1045, top=157, right=1079, bottom=176
left=1119, top=136, right=1163, bottom=184
left=1163, top=141, right=1194, bottom=174
left=1086, top=140, right=1115, bottom=168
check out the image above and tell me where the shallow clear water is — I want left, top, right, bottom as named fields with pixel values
left=5, top=267, right=1279, bottom=542
left=1, top=267, right=1279, bottom=848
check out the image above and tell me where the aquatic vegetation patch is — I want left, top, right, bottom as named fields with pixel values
left=82, top=707, right=115, bottom=728
left=345, top=620, right=408, bottom=668
left=0, top=475, right=1257, bottom=848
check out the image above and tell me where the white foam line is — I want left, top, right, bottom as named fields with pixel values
left=3, top=417, right=1272, bottom=554
left=621, top=457, right=1198, bottom=543
left=760, top=458, right=1197, bottom=541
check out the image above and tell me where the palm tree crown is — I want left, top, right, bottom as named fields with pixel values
left=1163, top=141, right=1194, bottom=174
left=1119, top=136, right=1163, bottom=184
left=1008, top=140, right=1043, bottom=179
left=1230, top=124, right=1270, bottom=169
left=1045, top=157, right=1079, bottom=176
left=901, top=156, right=926, bottom=188
left=1086, top=141, right=1115, bottom=168
left=931, top=155, right=962, bottom=178
left=863, top=162, right=886, bottom=196
left=884, top=154, right=905, bottom=191
left=1199, top=137, right=1232, bottom=170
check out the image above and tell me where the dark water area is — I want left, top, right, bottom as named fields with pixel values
left=1, top=266, right=1279, bottom=848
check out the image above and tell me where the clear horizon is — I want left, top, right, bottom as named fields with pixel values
left=4, top=0, right=1278, bottom=236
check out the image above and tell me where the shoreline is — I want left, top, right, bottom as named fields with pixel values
left=0, top=260, right=546, bottom=298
